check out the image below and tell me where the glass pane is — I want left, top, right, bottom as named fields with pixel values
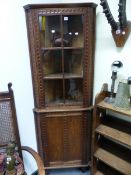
left=65, top=79, right=83, bottom=103
left=42, top=50, right=62, bottom=76
left=39, top=15, right=61, bottom=47
left=63, top=15, right=84, bottom=47
left=64, top=49, right=83, bottom=76
left=44, top=80, right=63, bottom=104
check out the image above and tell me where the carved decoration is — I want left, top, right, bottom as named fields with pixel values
left=100, top=0, right=131, bottom=47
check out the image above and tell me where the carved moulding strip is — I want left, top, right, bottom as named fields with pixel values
left=31, top=9, right=45, bottom=107
left=83, top=8, right=94, bottom=107
left=35, top=112, right=49, bottom=166
left=38, top=7, right=86, bottom=16
left=26, top=10, right=42, bottom=107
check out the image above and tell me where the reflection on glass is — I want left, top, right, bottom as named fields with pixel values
left=39, top=15, right=84, bottom=105
left=65, top=79, right=83, bottom=103
left=39, top=15, right=84, bottom=48
left=42, top=50, right=62, bottom=76
left=45, top=80, right=63, bottom=104
left=63, top=15, right=83, bottom=47
left=64, top=49, right=83, bottom=75
left=39, top=15, right=61, bottom=47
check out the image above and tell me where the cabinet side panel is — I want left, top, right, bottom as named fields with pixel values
left=83, top=7, right=96, bottom=106
left=25, top=9, right=45, bottom=108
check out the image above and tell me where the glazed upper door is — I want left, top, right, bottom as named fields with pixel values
left=25, top=5, right=96, bottom=108
left=39, top=15, right=84, bottom=106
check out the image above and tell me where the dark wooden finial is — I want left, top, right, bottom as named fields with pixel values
left=8, top=82, right=13, bottom=92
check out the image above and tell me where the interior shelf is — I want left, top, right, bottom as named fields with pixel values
left=41, top=47, right=84, bottom=51
left=95, top=124, right=131, bottom=147
left=44, top=73, right=83, bottom=79
left=97, top=100, right=131, bottom=117
left=94, top=148, right=131, bottom=175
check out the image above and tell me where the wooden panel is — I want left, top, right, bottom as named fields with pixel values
left=40, top=116, right=64, bottom=163
left=96, top=124, right=131, bottom=147
left=66, top=115, right=83, bottom=161
left=94, top=148, right=131, bottom=175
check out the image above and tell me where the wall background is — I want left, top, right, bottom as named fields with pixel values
left=0, top=0, right=131, bottom=174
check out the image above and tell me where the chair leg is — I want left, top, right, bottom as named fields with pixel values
left=45, top=170, right=50, bottom=175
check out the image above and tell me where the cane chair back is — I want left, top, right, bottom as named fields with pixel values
left=0, top=83, right=21, bottom=150
left=0, top=83, right=45, bottom=175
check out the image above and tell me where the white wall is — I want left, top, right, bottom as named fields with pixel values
left=0, top=0, right=131, bottom=174
left=93, top=0, right=131, bottom=98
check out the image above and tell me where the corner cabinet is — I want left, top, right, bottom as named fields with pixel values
left=24, top=3, right=97, bottom=171
left=92, top=84, right=131, bottom=175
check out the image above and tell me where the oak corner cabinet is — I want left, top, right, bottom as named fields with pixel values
left=24, top=3, right=97, bottom=172
left=92, top=84, right=131, bottom=175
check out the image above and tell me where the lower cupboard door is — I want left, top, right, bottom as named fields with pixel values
left=38, top=111, right=90, bottom=167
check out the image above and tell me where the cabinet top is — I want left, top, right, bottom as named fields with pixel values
left=24, top=3, right=97, bottom=10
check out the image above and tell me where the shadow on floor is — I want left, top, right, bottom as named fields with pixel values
left=32, top=168, right=91, bottom=175
left=49, top=168, right=91, bottom=175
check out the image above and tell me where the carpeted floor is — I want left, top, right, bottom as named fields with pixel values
left=49, top=168, right=90, bottom=175
left=32, top=168, right=91, bottom=175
